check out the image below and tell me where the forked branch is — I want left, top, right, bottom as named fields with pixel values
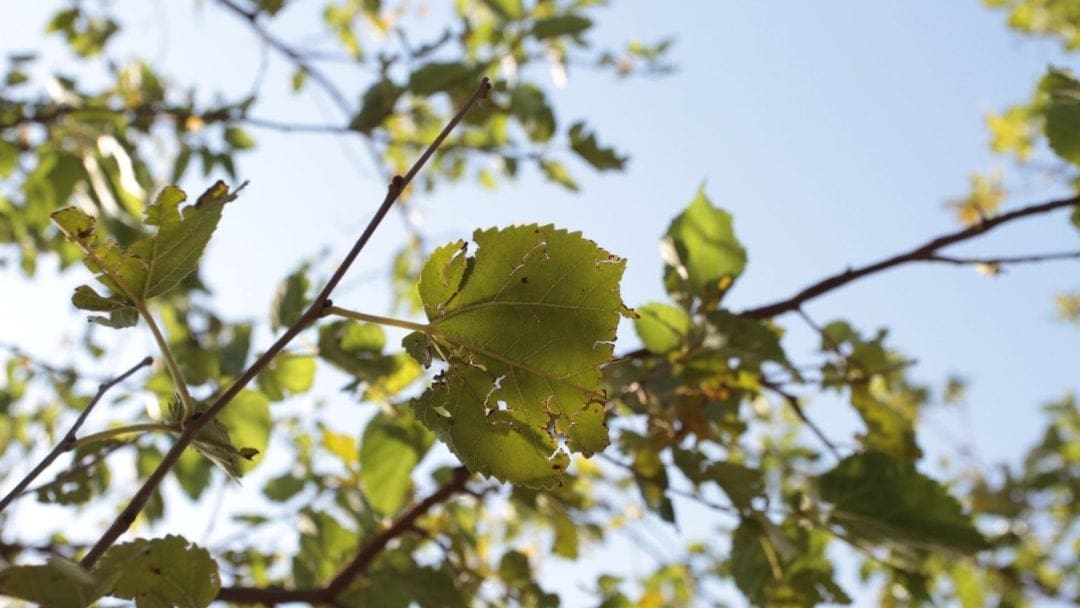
left=742, top=195, right=1080, bottom=319
left=215, top=467, right=471, bottom=605
left=0, top=356, right=152, bottom=515
left=79, top=77, right=492, bottom=568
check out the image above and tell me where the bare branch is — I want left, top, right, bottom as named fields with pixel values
left=215, top=467, right=471, bottom=606
left=0, top=356, right=152, bottom=515
left=742, top=195, right=1080, bottom=319
left=79, top=78, right=492, bottom=569
left=924, top=250, right=1080, bottom=267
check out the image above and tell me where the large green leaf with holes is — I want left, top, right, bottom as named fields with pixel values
left=97, top=535, right=220, bottom=608
left=408, top=225, right=632, bottom=488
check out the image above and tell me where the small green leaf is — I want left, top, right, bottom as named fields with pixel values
left=408, top=62, right=474, bottom=96
left=818, top=451, right=990, bottom=553
left=264, top=472, right=306, bottom=501
left=0, top=558, right=105, bottom=608
left=701, top=311, right=793, bottom=372
left=257, top=353, right=316, bottom=401
left=509, top=85, right=556, bottom=143
left=1071, top=204, right=1080, bottom=231
left=662, top=185, right=747, bottom=306
left=480, top=0, right=524, bottom=19
left=351, top=79, right=403, bottom=134
left=215, top=389, right=271, bottom=474
left=97, top=535, right=220, bottom=608
left=1040, top=68, right=1080, bottom=165
left=532, top=14, right=592, bottom=39
left=224, top=126, right=256, bottom=150
left=359, top=411, right=434, bottom=514
left=0, top=140, right=19, bottom=178
left=52, top=182, right=241, bottom=324
left=412, top=225, right=632, bottom=488
left=633, top=302, right=690, bottom=354
left=850, top=384, right=921, bottom=461
left=270, top=266, right=310, bottom=330
left=569, top=122, right=627, bottom=171
left=539, top=159, right=579, bottom=191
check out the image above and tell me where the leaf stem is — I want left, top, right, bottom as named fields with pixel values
left=70, top=423, right=178, bottom=451
left=0, top=356, right=152, bottom=516
left=137, top=302, right=196, bottom=418
left=80, top=77, right=493, bottom=569
left=326, top=306, right=430, bottom=333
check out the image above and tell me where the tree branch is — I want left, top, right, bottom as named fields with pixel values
left=924, top=249, right=1080, bottom=267
left=215, top=466, right=471, bottom=605
left=742, top=195, right=1080, bottom=319
left=759, top=378, right=842, bottom=460
left=0, top=356, right=152, bottom=515
left=79, top=77, right=491, bottom=569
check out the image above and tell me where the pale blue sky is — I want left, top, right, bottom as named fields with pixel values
left=1, top=1, right=1078, bottom=605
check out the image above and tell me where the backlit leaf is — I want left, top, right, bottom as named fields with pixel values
left=662, top=185, right=747, bottom=306
left=97, top=535, right=220, bottom=608
left=359, top=411, right=434, bottom=514
left=819, top=451, right=990, bottom=553
left=569, top=122, right=627, bottom=171
left=411, top=225, right=632, bottom=487
left=633, top=302, right=690, bottom=354
left=532, top=14, right=592, bottom=39
left=0, top=558, right=106, bottom=608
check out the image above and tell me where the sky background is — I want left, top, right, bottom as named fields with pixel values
left=1, top=1, right=1078, bottom=606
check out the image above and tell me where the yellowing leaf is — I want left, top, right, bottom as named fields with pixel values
left=410, top=225, right=632, bottom=488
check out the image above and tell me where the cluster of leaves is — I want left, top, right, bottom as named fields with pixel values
left=0, top=2, right=1078, bottom=608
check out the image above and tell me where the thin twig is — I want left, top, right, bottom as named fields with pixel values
left=742, top=196, right=1080, bottom=319
left=0, top=356, right=152, bottom=515
left=215, top=466, right=470, bottom=605
left=924, top=250, right=1080, bottom=266
left=80, top=77, right=491, bottom=569
left=759, top=378, right=842, bottom=460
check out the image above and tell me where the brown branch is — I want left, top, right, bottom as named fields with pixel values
left=759, top=378, right=841, bottom=460
left=0, top=356, right=152, bottom=515
left=215, top=466, right=471, bottom=606
left=79, top=78, right=491, bottom=569
left=742, top=195, right=1080, bottom=319
left=924, top=249, right=1080, bottom=267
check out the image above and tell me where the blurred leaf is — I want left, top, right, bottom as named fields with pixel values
left=359, top=411, right=434, bottom=515
left=819, top=451, right=990, bottom=553
left=532, top=14, right=592, bottom=39
left=0, top=558, right=106, bottom=608
left=408, top=62, right=474, bottom=96
left=539, top=159, right=579, bottom=191
left=257, top=353, right=316, bottom=401
left=351, top=79, right=402, bottom=133
left=662, top=185, right=746, bottom=306
left=633, top=302, right=690, bottom=354
left=569, top=122, right=627, bottom=170
left=216, top=390, right=271, bottom=474
left=98, top=535, right=220, bottom=607
left=270, top=266, right=310, bottom=330
left=224, top=126, right=256, bottom=150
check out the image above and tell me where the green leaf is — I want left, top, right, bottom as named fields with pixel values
left=569, top=122, right=627, bottom=171
left=351, top=79, right=403, bottom=134
left=215, top=389, right=271, bottom=474
left=97, top=535, right=220, bottom=608
left=633, top=302, right=690, bottom=354
left=539, top=159, right=579, bottom=191
left=408, top=62, right=474, bottom=96
left=0, top=140, right=19, bottom=178
left=224, top=126, right=256, bottom=150
left=532, top=14, right=592, bottom=39
left=700, top=311, right=793, bottom=373
left=1040, top=68, right=1080, bottom=165
left=52, top=182, right=241, bottom=320
left=662, top=185, right=747, bottom=306
left=264, top=471, right=307, bottom=501
left=271, top=266, right=310, bottom=330
left=1071, top=204, right=1080, bottom=231
left=359, top=411, right=434, bottom=514
left=411, top=225, right=632, bottom=487
left=0, top=558, right=106, bottom=608
left=481, top=0, right=524, bottom=19
left=730, top=518, right=777, bottom=606
left=257, top=353, right=316, bottom=401
left=850, top=384, right=921, bottom=461
left=170, top=399, right=257, bottom=480
left=818, top=451, right=990, bottom=553
left=509, top=85, right=556, bottom=143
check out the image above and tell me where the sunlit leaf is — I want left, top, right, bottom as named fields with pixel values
left=97, top=535, right=220, bottom=608
left=410, top=225, right=632, bottom=487
left=633, top=302, right=690, bottom=354
left=359, top=410, right=434, bottom=514
left=662, top=185, right=746, bottom=306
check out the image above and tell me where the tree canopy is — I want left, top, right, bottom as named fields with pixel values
left=0, top=1, right=1079, bottom=606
